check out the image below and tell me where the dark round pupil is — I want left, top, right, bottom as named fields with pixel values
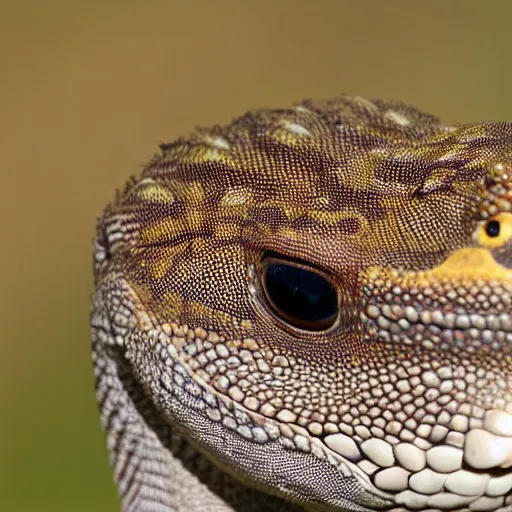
left=485, top=220, right=501, bottom=238
left=263, top=262, right=338, bottom=330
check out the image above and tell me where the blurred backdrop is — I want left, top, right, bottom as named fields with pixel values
left=1, top=1, right=512, bottom=511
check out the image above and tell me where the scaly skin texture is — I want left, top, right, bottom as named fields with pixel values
left=91, top=96, right=512, bottom=512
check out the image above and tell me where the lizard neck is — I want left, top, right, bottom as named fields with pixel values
left=95, top=331, right=300, bottom=511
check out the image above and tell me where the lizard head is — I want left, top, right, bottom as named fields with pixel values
left=93, top=96, right=512, bottom=511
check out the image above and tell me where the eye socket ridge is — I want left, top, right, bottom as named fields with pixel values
left=261, top=256, right=339, bottom=332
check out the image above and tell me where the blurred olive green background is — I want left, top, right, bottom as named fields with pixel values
left=1, top=1, right=512, bottom=510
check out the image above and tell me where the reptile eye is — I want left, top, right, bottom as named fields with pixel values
left=485, top=220, right=501, bottom=238
left=262, top=259, right=338, bottom=331
left=478, top=213, right=512, bottom=248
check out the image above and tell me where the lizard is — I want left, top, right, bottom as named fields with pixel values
left=91, top=95, right=512, bottom=512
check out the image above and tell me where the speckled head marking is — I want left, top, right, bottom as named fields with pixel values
left=92, top=95, right=512, bottom=512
